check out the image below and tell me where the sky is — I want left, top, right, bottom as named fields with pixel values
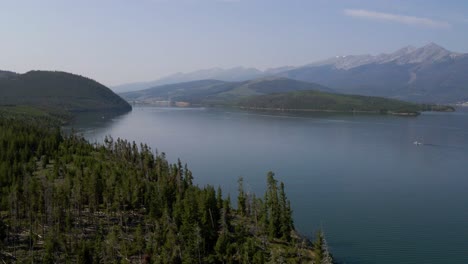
left=1, top=0, right=468, bottom=86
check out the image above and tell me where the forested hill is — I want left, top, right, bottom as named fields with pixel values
left=0, top=114, right=333, bottom=263
left=237, top=90, right=454, bottom=115
left=0, top=70, right=131, bottom=114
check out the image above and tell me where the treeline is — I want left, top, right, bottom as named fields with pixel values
left=0, top=114, right=332, bottom=263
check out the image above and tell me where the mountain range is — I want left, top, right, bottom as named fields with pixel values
left=277, top=43, right=468, bottom=103
left=115, top=43, right=468, bottom=103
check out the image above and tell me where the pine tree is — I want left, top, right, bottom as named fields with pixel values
left=265, top=171, right=281, bottom=239
left=134, top=224, right=145, bottom=258
left=237, top=177, right=246, bottom=216
left=279, top=181, right=293, bottom=241
left=313, top=230, right=333, bottom=264
left=321, top=232, right=333, bottom=264
left=313, top=231, right=324, bottom=263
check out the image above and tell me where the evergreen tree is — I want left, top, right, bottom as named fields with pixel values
left=279, top=181, right=293, bottom=241
left=237, top=177, right=246, bottom=216
left=265, top=171, right=281, bottom=239
left=313, top=230, right=333, bottom=264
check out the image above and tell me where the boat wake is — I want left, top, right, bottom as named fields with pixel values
left=413, top=141, right=466, bottom=150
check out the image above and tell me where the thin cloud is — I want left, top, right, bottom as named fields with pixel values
left=344, top=9, right=451, bottom=29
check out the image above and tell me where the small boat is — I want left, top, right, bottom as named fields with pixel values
left=413, top=141, right=423, bottom=145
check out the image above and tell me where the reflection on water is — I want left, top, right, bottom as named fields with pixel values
left=69, top=106, right=468, bottom=264
left=63, top=111, right=131, bottom=136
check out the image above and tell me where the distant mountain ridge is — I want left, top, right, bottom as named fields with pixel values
left=306, top=43, right=461, bottom=70
left=112, top=67, right=266, bottom=93
left=116, top=43, right=468, bottom=103
left=0, top=70, right=132, bottom=114
left=112, top=66, right=302, bottom=93
left=277, top=43, right=468, bottom=103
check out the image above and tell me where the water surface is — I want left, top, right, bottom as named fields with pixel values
left=71, top=106, right=468, bottom=264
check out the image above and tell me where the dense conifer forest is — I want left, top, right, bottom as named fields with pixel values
left=0, top=71, right=131, bottom=113
left=0, top=111, right=332, bottom=263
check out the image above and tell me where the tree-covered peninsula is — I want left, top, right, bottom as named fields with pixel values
left=0, top=112, right=332, bottom=263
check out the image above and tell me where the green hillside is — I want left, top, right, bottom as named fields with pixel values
left=0, top=70, right=131, bottom=114
left=237, top=90, right=451, bottom=115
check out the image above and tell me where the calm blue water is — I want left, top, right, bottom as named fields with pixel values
left=71, top=106, right=468, bottom=264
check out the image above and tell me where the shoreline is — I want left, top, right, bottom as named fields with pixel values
left=127, top=101, right=459, bottom=116
left=238, top=106, right=421, bottom=116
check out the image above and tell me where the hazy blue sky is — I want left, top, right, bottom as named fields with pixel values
left=1, top=0, right=467, bottom=86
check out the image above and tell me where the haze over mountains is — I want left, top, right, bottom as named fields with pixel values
left=121, top=77, right=332, bottom=105
left=112, top=67, right=266, bottom=93
left=112, top=66, right=306, bottom=93
left=115, top=43, right=468, bottom=103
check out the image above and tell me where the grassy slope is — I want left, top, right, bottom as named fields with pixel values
left=0, top=71, right=131, bottom=113
left=218, top=78, right=332, bottom=97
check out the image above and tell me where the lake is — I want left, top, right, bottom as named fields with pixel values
left=70, top=106, right=468, bottom=264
